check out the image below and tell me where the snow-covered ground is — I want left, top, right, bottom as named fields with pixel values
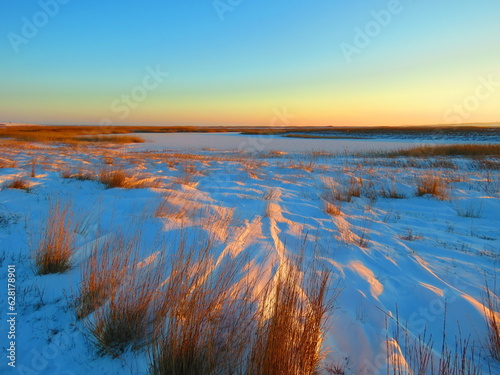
left=0, top=142, right=499, bottom=375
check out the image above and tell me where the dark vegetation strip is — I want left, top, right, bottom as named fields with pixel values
left=381, top=144, right=500, bottom=158
left=1, top=124, right=499, bottom=144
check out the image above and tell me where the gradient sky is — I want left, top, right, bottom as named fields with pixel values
left=1, top=0, right=499, bottom=126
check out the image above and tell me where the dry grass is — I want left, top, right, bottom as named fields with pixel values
left=325, top=177, right=363, bottom=203
left=85, top=237, right=166, bottom=357
left=483, top=282, right=500, bottom=361
left=398, top=228, right=421, bottom=242
left=175, top=162, right=202, bottom=187
left=388, top=334, right=481, bottom=375
left=287, top=160, right=316, bottom=173
left=385, top=144, right=500, bottom=158
left=61, top=167, right=97, bottom=181
left=4, top=178, right=31, bottom=191
left=455, top=201, right=483, bottom=218
left=150, top=240, right=255, bottom=375
left=149, top=236, right=337, bottom=375
left=354, top=228, right=370, bottom=248
left=30, top=157, right=37, bottom=178
left=416, top=175, right=448, bottom=200
left=98, top=166, right=160, bottom=189
left=76, top=233, right=131, bottom=319
left=81, top=230, right=252, bottom=362
left=155, top=193, right=202, bottom=222
left=2, top=125, right=498, bottom=146
left=155, top=197, right=176, bottom=219
left=324, top=201, right=342, bottom=216
left=323, top=360, right=348, bottom=375
left=263, top=188, right=281, bottom=201
left=247, top=259, right=334, bottom=375
left=78, top=135, right=145, bottom=144
left=34, top=202, right=75, bottom=275
left=0, top=126, right=145, bottom=144
left=347, top=176, right=362, bottom=198
left=327, top=185, right=351, bottom=203
left=387, top=308, right=482, bottom=375
left=99, top=168, right=129, bottom=189
left=380, top=183, right=406, bottom=199
left=475, top=159, right=500, bottom=171
left=0, top=124, right=253, bottom=145
left=0, top=157, right=18, bottom=169
left=0, top=209, right=19, bottom=228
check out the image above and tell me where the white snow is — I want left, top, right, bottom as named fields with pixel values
left=0, top=142, right=499, bottom=374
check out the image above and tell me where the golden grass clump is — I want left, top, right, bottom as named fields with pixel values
left=75, top=225, right=337, bottom=372
left=247, top=259, right=334, bottom=375
left=61, top=168, right=97, bottom=181
left=324, top=201, right=342, bottom=216
left=0, top=125, right=145, bottom=144
left=98, top=167, right=160, bottom=189
left=34, top=202, right=75, bottom=275
left=84, top=237, right=167, bottom=357
left=324, top=177, right=363, bottom=204
left=416, top=174, right=448, bottom=200
left=4, top=178, right=31, bottom=191
left=76, top=233, right=131, bottom=319
left=149, top=240, right=255, bottom=375
left=99, top=168, right=129, bottom=189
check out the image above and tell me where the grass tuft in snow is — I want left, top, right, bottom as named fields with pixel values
left=149, top=239, right=255, bottom=375
left=380, top=183, right=406, bottom=199
left=0, top=208, right=19, bottom=228
left=324, top=201, right=342, bottom=216
left=483, top=281, right=500, bottom=361
left=76, top=233, right=131, bottom=319
left=4, top=177, right=31, bottom=191
left=99, top=167, right=129, bottom=189
left=33, top=201, right=75, bottom=275
left=415, top=174, right=448, bottom=200
left=61, top=167, right=97, bottom=182
left=387, top=308, right=483, bottom=375
left=97, top=166, right=160, bottom=189
left=247, top=258, right=335, bottom=375
left=84, top=236, right=166, bottom=357
left=389, top=334, right=481, bottom=375
left=455, top=201, right=483, bottom=218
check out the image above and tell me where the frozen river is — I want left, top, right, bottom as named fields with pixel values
left=131, top=132, right=498, bottom=154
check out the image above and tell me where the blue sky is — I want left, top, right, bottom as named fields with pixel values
left=1, top=0, right=499, bottom=126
